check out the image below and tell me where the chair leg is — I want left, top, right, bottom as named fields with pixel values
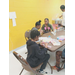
left=48, top=62, right=53, bottom=74
left=61, top=62, right=65, bottom=68
left=25, top=52, right=28, bottom=54
left=19, top=68, right=24, bottom=75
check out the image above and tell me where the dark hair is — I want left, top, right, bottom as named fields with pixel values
left=44, top=18, right=49, bottom=21
left=35, top=20, right=41, bottom=26
left=30, top=30, right=40, bottom=39
left=60, top=5, right=65, bottom=9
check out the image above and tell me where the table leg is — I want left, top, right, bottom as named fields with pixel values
left=48, top=62, right=53, bottom=74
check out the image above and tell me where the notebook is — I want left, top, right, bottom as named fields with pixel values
left=50, top=39, right=61, bottom=46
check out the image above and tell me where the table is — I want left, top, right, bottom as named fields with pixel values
left=41, top=30, right=65, bottom=74
left=41, top=30, right=65, bottom=52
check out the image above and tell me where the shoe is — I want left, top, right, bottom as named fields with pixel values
left=39, top=70, right=48, bottom=75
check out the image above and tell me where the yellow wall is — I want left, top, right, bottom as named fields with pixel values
left=9, top=0, right=65, bottom=51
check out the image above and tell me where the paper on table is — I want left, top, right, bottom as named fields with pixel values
left=51, top=39, right=61, bottom=46
left=51, top=32, right=56, bottom=36
left=39, top=37, right=48, bottom=39
left=39, top=37, right=52, bottom=42
left=43, top=38, right=52, bottom=42
left=57, top=35, right=65, bottom=38
left=39, top=37, right=48, bottom=40
left=57, top=35, right=65, bottom=40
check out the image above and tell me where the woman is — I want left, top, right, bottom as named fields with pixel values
left=41, top=18, right=54, bottom=34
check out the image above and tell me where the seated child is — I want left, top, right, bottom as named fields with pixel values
left=41, top=18, right=54, bottom=34
left=26, top=30, right=50, bottom=74
left=31, top=20, right=41, bottom=31
left=30, top=20, right=42, bottom=37
left=52, top=49, right=65, bottom=71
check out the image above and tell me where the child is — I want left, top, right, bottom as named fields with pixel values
left=26, top=30, right=50, bottom=74
left=59, top=5, right=65, bottom=27
left=52, top=49, right=65, bottom=71
left=41, top=18, right=54, bottom=33
left=31, top=20, right=41, bottom=31
left=29, top=20, right=41, bottom=38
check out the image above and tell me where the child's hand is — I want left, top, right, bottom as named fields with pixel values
left=40, top=30, right=44, bottom=35
left=40, top=42, right=48, bottom=48
left=45, top=43, right=48, bottom=48
left=40, top=42, right=45, bottom=46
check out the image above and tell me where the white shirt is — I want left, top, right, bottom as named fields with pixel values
left=62, top=12, right=65, bottom=26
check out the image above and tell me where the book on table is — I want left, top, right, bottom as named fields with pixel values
left=57, top=35, right=65, bottom=41
left=50, top=39, right=61, bottom=46
left=37, top=37, right=61, bottom=46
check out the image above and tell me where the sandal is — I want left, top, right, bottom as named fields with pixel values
left=52, top=66, right=57, bottom=70
left=52, top=66, right=63, bottom=72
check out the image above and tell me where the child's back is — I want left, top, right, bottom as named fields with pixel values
left=26, top=30, right=50, bottom=74
left=26, top=39, right=47, bottom=68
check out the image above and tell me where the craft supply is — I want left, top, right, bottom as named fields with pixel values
left=47, top=45, right=51, bottom=48
left=59, top=40, right=62, bottom=42
left=50, top=39, right=61, bottom=46
left=51, top=32, right=56, bottom=36
left=57, top=35, right=65, bottom=41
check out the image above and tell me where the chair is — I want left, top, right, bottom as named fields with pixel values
left=13, top=51, right=43, bottom=75
left=57, top=57, right=65, bottom=72
left=25, top=30, right=31, bottom=41
left=13, top=51, right=53, bottom=75
left=25, top=30, right=31, bottom=54
left=60, top=57, right=65, bottom=69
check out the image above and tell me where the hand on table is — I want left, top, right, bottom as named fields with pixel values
left=40, top=42, right=45, bottom=46
left=40, top=30, right=44, bottom=35
left=45, top=43, right=48, bottom=48
left=40, top=42, right=48, bottom=48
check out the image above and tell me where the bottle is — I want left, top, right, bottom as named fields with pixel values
left=54, top=29, right=56, bottom=36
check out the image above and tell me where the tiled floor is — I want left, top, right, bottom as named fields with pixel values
left=9, top=45, right=65, bottom=75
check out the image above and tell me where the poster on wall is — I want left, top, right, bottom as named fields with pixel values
left=9, top=12, right=17, bottom=26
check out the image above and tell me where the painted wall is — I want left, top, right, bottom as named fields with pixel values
left=9, top=0, right=65, bottom=51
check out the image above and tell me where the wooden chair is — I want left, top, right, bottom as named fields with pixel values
left=25, top=30, right=31, bottom=41
left=13, top=51, right=52, bottom=75
left=25, top=30, right=31, bottom=54
left=60, top=57, right=65, bottom=69
left=57, top=57, right=65, bottom=72
left=13, top=51, right=43, bottom=75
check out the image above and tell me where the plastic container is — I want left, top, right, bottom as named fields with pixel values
left=57, top=36, right=65, bottom=41
left=52, top=18, right=62, bottom=24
